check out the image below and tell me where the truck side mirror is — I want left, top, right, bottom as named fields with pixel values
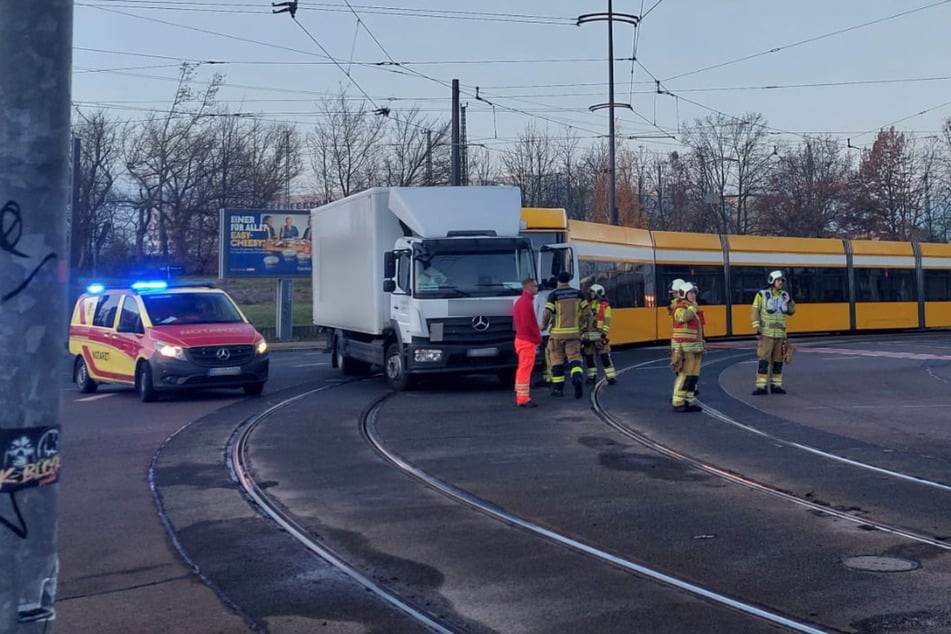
left=383, top=252, right=396, bottom=278
left=383, top=279, right=396, bottom=293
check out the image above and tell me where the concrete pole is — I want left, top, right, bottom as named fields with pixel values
left=451, top=79, right=461, bottom=186
left=0, top=0, right=72, bottom=631
left=607, top=0, right=618, bottom=226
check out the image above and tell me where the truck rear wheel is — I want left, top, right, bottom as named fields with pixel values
left=384, top=343, right=412, bottom=391
left=334, top=333, right=370, bottom=375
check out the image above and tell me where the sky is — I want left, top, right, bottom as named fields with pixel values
left=72, top=0, right=951, bottom=161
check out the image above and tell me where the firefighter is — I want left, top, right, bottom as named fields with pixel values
left=540, top=271, right=588, bottom=399
left=667, top=278, right=685, bottom=317
left=670, top=281, right=705, bottom=412
left=582, top=283, right=617, bottom=385
left=751, top=270, right=796, bottom=395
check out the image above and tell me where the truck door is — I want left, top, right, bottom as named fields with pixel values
left=536, top=244, right=575, bottom=324
left=389, top=250, right=412, bottom=333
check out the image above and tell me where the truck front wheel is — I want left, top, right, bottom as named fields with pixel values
left=384, top=343, right=412, bottom=391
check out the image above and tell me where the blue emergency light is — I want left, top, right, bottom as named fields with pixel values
left=131, top=280, right=169, bottom=291
left=85, top=283, right=105, bottom=294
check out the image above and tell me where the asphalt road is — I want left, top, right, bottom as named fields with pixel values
left=55, top=333, right=951, bottom=633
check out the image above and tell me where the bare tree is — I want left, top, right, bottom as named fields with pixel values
left=124, top=63, right=222, bottom=262
left=756, top=137, right=852, bottom=237
left=500, top=123, right=560, bottom=207
left=72, top=109, right=124, bottom=273
left=309, top=89, right=386, bottom=198
left=844, top=128, right=922, bottom=240
left=380, top=108, right=450, bottom=186
left=682, top=112, right=772, bottom=234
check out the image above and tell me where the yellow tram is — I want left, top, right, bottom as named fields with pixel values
left=520, top=209, right=951, bottom=345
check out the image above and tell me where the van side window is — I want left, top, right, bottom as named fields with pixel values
left=116, top=297, right=143, bottom=333
left=93, top=294, right=122, bottom=328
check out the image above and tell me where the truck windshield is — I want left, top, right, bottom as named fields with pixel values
left=414, top=244, right=535, bottom=298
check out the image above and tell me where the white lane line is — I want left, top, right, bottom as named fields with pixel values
left=293, top=362, right=328, bottom=367
left=75, top=393, right=116, bottom=402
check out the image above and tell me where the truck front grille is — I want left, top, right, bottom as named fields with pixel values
left=428, top=316, right=513, bottom=343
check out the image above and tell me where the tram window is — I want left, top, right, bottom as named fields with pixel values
left=656, top=265, right=724, bottom=305
left=731, top=267, right=769, bottom=304
left=924, top=269, right=951, bottom=301
left=579, top=259, right=649, bottom=308
left=732, top=266, right=846, bottom=303
left=787, top=267, right=847, bottom=303
left=855, top=268, right=917, bottom=302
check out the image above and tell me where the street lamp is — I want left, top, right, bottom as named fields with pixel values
left=578, top=2, right=639, bottom=226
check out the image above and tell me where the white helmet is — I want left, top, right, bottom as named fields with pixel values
left=677, top=281, right=698, bottom=298
left=589, top=283, right=606, bottom=299
left=768, top=270, right=785, bottom=284
left=670, top=278, right=685, bottom=294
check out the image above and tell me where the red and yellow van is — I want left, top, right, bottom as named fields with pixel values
left=68, top=281, right=269, bottom=401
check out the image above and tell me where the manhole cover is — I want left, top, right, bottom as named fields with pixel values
left=843, top=555, right=919, bottom=572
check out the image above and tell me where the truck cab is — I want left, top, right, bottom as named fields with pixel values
left=314, top=186, right=537, bottom=390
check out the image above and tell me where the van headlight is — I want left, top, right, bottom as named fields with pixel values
left=256, top=340, right=268, bottom=355
left=155, top=341, right=185, bottom=360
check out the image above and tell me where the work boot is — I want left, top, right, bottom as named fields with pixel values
left=573, top=374, right=584, bottom=399
left=672, top=404, right=687, bottom=413
left=607, top=378, right=616, bottom=385
left=585, top=377, right=596, bottom=385
left=517, top=400, right=538, bottom=408
left=752, top=387, right=768, bottom=396
left=551, top=386, right=564, bottom=397
left=684, top=403, right=702, bottom=412
left=770, top=386, right=787, bottom=394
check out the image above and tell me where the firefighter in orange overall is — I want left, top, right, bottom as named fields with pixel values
left=540, top=271, right=588, bottom=399
left=582, top=284, right=617, bottom=385
left=751, top=270, right=796, bottom=395
left=670, top=281, right=704, bottom=412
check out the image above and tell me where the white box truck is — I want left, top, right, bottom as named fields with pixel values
left=312, top=186, right=537, bottom=390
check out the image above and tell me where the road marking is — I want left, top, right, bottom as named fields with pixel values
left=293, top=362, right=327, bottom=367
left=75, top=393, right=116, bottom=402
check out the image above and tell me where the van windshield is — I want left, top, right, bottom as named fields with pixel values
left=142, top=293, right=245, bottom=325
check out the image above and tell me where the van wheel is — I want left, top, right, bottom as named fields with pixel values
left=75, top=357, right=98, bottom=393
left=384, top=343, right=413, bottom=391
left=136, top=362, right=157, bottom=402
left=243, top=382, right=265, bottom=396
left=335, top=334, right=370, bottom=375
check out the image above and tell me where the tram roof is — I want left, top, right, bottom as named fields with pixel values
left=727, top=234, right=846, bottom=255
left=520, top=207, right=567, bottom=231
left=568, top=220, right=652, bottom=247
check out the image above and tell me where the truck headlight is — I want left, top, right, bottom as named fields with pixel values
left=256, top=340, right=268, bottom=355
left=414, top=349, right=443, bottom=363
left=155, top=341, right=185, bottom=360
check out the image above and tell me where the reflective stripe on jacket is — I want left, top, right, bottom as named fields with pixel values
left=751, top=288, right=795, bottom=338
left=671, top=301, right=704, bottom=353
left=584, top=299, right=612, bottom=341
left=541, top=285, right=587, bottom=338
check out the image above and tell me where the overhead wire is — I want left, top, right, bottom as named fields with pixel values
left=663, top=0, right=951, bottom=82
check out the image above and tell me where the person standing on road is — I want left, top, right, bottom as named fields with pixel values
left=751, top=270, right=796, bottom=395
left=670, top=281, right=705, bottom=412
left=514, top=278, right=542, bottom=408
left=540, top=271, right=588, bottom=399
left=582, top=283, right=617, bottom=385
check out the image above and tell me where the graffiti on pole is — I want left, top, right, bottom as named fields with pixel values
left=1, top=199, right=58, bottom=303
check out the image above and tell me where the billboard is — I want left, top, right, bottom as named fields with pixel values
left=219, top=209, right=312, bottom=279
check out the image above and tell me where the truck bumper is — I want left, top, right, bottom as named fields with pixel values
left=405, top=340, right=516, bottom=375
